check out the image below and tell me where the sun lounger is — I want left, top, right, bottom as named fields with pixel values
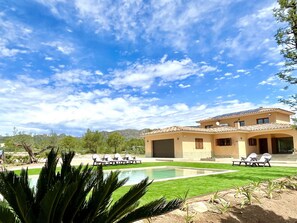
left=246, top=153, right=272, bottom=167
left=102, top=154, right=117, bottom=165
left=92, top=154, right=108, bottom=166
left=232, top=153, right=257, bottom=166
left=113, top=153, right=128, bottom=165
left=124, top=154, right=142, bottom=164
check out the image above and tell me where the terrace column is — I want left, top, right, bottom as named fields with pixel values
left=237, top=134, right=247, bottom=158
left=293, top=135, right=297, bottom=154
left=267, top=135, right=272, bottom=154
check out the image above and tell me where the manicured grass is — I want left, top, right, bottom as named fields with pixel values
left=110, top=162, right=297, bottom=203
left=13, top=162, right=297, bottom=204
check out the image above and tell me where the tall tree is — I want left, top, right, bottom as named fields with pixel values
left=107, top=132, right=124, bottom=154
left=82, top=129, right=105, bottom=153
left=5, top=129, right=37, bottom=163
left=274, top=0, right=297, bottom=110
left=59, top=135, right=81, bottom=151
left=4, top=129, right=60, bottom=163
left=123, top=138, right=145, bottom=154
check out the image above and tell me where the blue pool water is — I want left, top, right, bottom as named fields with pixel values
left=29, top=166, right=234, bottom=187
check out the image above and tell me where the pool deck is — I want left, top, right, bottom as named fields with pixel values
left=3, top=154, right=297, bottom=170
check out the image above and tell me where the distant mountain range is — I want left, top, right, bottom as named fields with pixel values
left=0, top=129, right=155, bottom=142
left=101, top=128, right=153, bottom=139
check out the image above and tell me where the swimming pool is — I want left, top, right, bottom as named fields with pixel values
left=112, top=166, right=235, bottom=185
left=30, top=166, right=235, bottom=187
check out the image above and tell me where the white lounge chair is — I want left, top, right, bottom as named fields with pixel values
left=92, top=154, right=108, bottom=166
left=102, top=154, right=116, bottom=165
left=247, top=153, right=272, bottom=167
left=124, top=154, right=142, bottom=164
left=113, top=153, right=128, bottom=165
left=232, top=153, right=257, bottom=166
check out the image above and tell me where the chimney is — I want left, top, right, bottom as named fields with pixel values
left=235, top=121, right=241, bottom=129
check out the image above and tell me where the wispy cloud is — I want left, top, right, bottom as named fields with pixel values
left=223, top=2, right=278, bottom=60
left=53, top=69, right=105, bottom=86
left=43, top=41, right=74, bottom=55
left=0, top=75, right=265, bottom=135
left=258, top=76, right=278, bottom=86
left=34, top=0, right=238, bottom=51
left=178, top=83, right=191, bottom=88
left=0, top=13, right=32, bottom=57
left=109, top=57, right=210, bottom=90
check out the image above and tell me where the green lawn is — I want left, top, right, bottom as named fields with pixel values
left=15, top=162, right=297, bottom=204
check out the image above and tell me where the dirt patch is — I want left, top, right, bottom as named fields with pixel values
left=147, top=178, right=297, bottom=223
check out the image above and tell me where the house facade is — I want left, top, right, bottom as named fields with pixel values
left=144, top=107, right=297, bottom=159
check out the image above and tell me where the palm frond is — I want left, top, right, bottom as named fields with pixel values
left=0, top=201, right=21, bottom=223
left=0, top=170, right=35, bottom=222
left=104, top=177, right=152, bottom=222
left=35, top=149, right=59, bottom=204
left=117, top=198, right=182, bottom=223
left=75, top=168, right=127, bottom=223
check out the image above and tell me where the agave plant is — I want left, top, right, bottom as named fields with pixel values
left=0, top=149, right=181, bottom=223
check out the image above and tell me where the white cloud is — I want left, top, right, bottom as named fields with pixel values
left=227, top=63, right=234, bottom=67
left=160, top=54, right=168, bottom=63
left=258, top=76, right=277, bottom=86
left=224, top=72, right=232, bottom=76
left=223, top=2, right=279, bottom=60
left=53, top=69, right=105, bottom=86
left=214, top=76, right=225, bottom=81
left=0, top=74, right=292, bottom=135
left=43, top=41, right=74, bottom=55
left=45, top=56, right=54, bottom=61
left=178, top=84, right=191, bottom=88
left=0, top=14, right=32, bottom=57
left=35, top=0, right=238, bottom=51
left=109, top=58, right=211, bottom=90
left=237, top=69, right=246, bottom=73
left=95, top=70, right=104, bottom=75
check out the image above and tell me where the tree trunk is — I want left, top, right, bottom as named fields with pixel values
left=14, top=143, right=38, bottom=163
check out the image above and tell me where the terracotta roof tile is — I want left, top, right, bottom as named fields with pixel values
left=144, top=123, right=293, bottom=136
left=197, top=107, right=294, bottom=123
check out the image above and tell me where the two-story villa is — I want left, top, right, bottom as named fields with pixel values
left=144, top=107, right=297, bottom=159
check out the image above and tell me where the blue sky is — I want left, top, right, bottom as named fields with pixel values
left=0, top=0, right=295, bottom=136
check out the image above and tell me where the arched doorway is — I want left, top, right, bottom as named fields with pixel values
left=248, top=133, right=294, bottom=154
left=271, top=137, right=294, bottom=154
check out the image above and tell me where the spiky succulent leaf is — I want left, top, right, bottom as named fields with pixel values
left=0, top=169, right=35, bottom=223
left=103, top=178, right=152, bottom=222
left=117, top=198, right=182, bottom=223
left=0, top=201, right=21, bottom=223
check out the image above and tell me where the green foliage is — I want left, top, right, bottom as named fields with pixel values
left=82, top=129, right=106, bottom=153
left=274, top=0, right=297, bottom=110
left=58, top=135, right=82, bottom=152
left=208, top=191, right=221, bottom=204
left=238, top=185, right=260, bottom=208
left=264, top=180, right=282, bottom=199
left=123, top=138, right=145, bottom=154
left=216, top=201, right=231, bottom=214
left=0, top=149, right=182, bottom=223
left=107, top=132, right=125, bottom=153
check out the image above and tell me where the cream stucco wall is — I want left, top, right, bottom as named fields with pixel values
left=275, top=113, right=291, bottom=123
left=144, top=133, right=181, bottom=157
left=200, top=111, right=290, bottom=128
left=212, top=133, right=241, bottom=158
left=145, top=132, right=212, bottom=159
left=180, top=133, right=212, bottom=159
